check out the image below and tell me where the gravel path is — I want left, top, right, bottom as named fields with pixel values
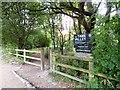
left=16, top=61, right=72, bottom=88
left=0, top=60, right=27, bottom=89
left=0, top=51, right=73, bottom=89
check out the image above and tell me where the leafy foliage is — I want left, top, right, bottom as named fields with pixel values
left=92, top=16, right=120, bottom=88
left=1, top=1, right=120, bottom=88
left=2, top=2, right=50, bottom=49
left=55, top=55, right=89, bottom=81
left=28, top=30, right=51, bottom=48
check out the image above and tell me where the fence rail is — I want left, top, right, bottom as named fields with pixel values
left=54, top=54, right=93, bottom=62
left=15, top=54, right=41, bottom=61
left=14, top=48, right=120, bottom=84
left=49, top=49, right=120, bottom=84
left=15, top=49, right=40, bottom=53
left=15, top=48, right=44, bottom=70
left=53, top=70, right=86, bottom=83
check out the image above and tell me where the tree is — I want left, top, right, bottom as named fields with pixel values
left=105, top=0, right=112, bottom=23
left=47, top=1, right=98, bottom=34
left=2, top=2, right=43, bottom=49
left=47, top=13, right=56, bottom=49
left=92, top=1, right=120, bottom=88
left=26, top=1, right=101, bottom=34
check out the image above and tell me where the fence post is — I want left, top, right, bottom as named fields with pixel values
left=41, top=48, right=44, bottom=71
left=52, top=52, right=56, bottom=71
left=89, top=59, right=94, bottom=82
left=16, top=49, right=18, bottom=58
left=23, top=49, right=26, bottom=62
left=50, top=48, right=52, bottom=71
left=47, top=47, right=50, bottom=61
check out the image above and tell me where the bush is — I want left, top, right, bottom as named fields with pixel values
left=92, top=16, right=120, bottom=88
left=28, top=30, right=51, bottom=48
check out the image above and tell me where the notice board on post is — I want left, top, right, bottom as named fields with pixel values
left=74, top=34, right=92, bottom=53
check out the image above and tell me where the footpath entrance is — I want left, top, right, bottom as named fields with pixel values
left=14, top=48, right=120, bottom=87
left=14, top=48, right=68, bottom=88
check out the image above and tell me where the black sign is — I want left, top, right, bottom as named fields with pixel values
left=74, top=34, right=92, bottom=53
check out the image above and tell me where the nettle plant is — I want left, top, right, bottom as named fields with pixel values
left=92, top=16, right=120, bottom=88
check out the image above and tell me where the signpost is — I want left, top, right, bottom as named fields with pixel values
left=74, top=34, right=92, bottom=53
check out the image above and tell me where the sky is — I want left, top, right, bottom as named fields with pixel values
left=61, top=14, right=74, bottom=35
left=92, top=0, right=107, bottom=15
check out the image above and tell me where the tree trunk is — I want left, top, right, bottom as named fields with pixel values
left=18, top=37, right=25, bottom=49
left=73, top=18, right=77, bottom=34
left=60, top=44, right=64, bottom=55
left=60, top=35, right=64, bottom=55
left=105, top=1, right=111, bottom=23
left=52, top=18, right=56, bottom=49
left=78, top=17, right=82, bottom=34
left=69, top=30, right=71, bottom=44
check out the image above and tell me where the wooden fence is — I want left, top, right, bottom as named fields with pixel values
left=15, top=48, right=45, bottom=70
left=49, top=48, right=120, bottom=84
left=14, top=48, right=120, bottom=84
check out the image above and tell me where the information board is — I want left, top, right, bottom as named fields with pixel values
left=74, top=34, right=92, bottom=53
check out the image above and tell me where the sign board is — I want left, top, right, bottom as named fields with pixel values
left=74, top=34, right=92, bottom=53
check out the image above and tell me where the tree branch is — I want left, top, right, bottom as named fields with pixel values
left=94, top=0, right=102, bottom=13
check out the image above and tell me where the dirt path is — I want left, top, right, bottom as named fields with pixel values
left=16, top=61, right=71, bottom=88
left=0, top=52, right=72, bottom=88
left=0, top=60, right=27, bottom=89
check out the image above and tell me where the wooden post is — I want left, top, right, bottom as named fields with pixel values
left=89, top=60, right=94, bottom=81
left=52, top=52, right=56, bottom=71
left=50, top=48, right=52, bottom=71
left=41, top=48, right=44, bottom=71
left=16, top=49, right=18, bottom=58
left=23, top=49, right=26, bottom=62
left=47, top=47, right=50, bottom=61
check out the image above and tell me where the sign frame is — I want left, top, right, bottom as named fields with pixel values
left=74, top=34, right=92, bottom=53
